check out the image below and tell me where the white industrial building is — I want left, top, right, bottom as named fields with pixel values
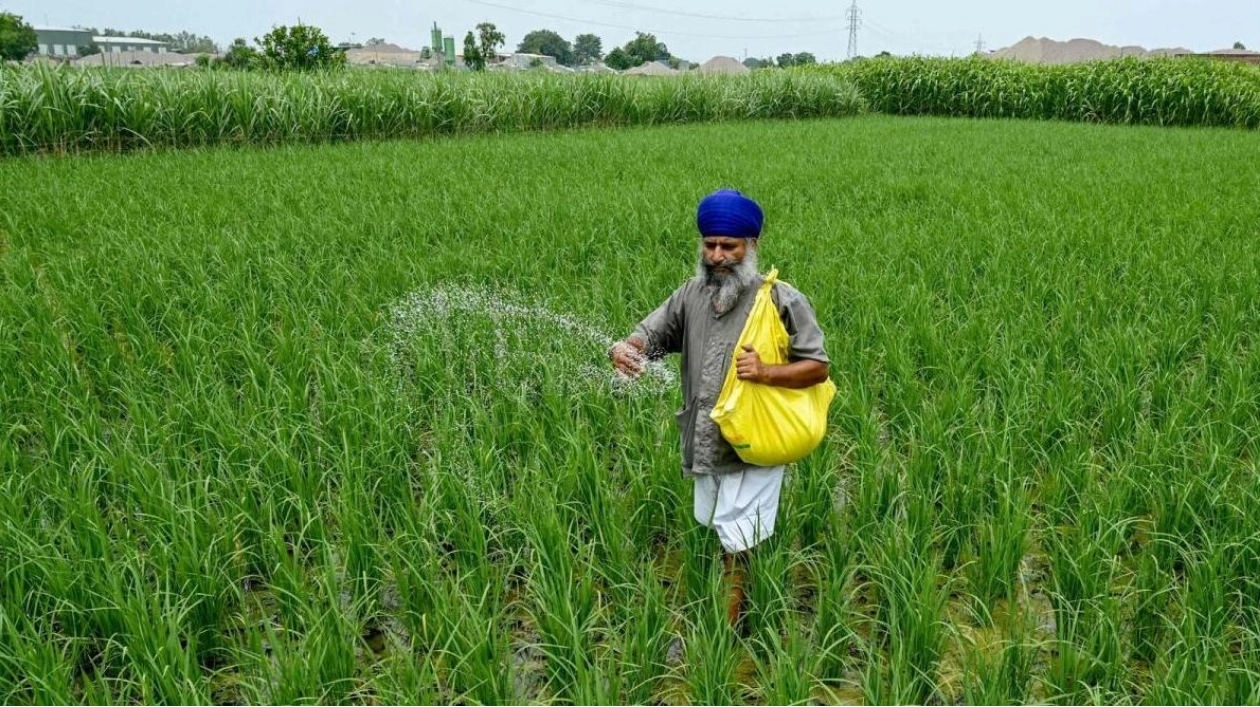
left=32, top=27, right=170, bottom=58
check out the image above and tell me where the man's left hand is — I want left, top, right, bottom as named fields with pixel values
left=735, top=344, right=769, bottom=383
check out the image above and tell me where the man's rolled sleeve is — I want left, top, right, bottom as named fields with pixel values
left=633, top=284, right=687, bottom=358
left=776, top=285, right=830, bottom=364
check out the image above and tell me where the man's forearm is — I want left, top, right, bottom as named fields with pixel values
left=759, top=359, right=829, bottom=389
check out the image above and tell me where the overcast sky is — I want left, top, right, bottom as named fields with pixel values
left=6, top=0, right=1255, bottom=62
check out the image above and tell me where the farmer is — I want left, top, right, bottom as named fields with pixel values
left=610, top=189, right=830, bottom=627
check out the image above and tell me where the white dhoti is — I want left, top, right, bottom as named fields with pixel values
left=693, top=466, right=786, bottom=553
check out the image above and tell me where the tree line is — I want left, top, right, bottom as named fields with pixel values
left=6, top=10, right=1257, bottom=71
left=2, top=10, right=843, bottom=72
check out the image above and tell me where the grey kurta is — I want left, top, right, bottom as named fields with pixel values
left=634, top=274, right=830, bottom=476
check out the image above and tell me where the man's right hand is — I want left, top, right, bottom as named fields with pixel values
left=610, top=336, right=648, bottom=379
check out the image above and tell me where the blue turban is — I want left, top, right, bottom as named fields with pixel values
left=696, top=189, right=764, bottom=239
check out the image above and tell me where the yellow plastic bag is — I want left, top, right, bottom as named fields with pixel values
left=709, top=269, right=836, bottom=467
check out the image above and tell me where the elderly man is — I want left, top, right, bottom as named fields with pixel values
left=610, top=189, right=830, bottom=626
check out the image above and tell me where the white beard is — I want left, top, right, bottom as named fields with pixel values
left=698, top=245, right=759, bottom=315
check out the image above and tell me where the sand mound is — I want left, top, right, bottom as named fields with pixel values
left=696, top=55, right=750, bottom=74
left=990, top=36, right=1193, bottom=64
left=625, top=61, right=677, bottom=75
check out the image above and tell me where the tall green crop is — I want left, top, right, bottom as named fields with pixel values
left=821, top=55, right=1260, bottom=128
left=0, top=66, right=864, bottom=155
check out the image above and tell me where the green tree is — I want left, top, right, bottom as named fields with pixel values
left=256, top=24, right=345, bottom=70
left=573, top=33, right=603, bottom=65
left=477, top=22, right=505, bottom=65
left=776, top=52, right=795, bottom=67
left=517, top=29, right=573, bottom=65
left=793, top=52, right=817, bottom=66
left=366, top=37, right=386, bottom=46
left=160, top=31, right=218, bottom=54
left=218, top=37, right=261, bottom=70
left=623, top=31, right=668, bottom=65
left=604, top=46, right=636, bottom=70
left=0, top=12, right=38, bottom=62
left=743, top=57, right=773, bottom=69
left=185, top=35, right=217, bottom=53
left=77, top=41, right=102, bottom=57
left=1234, top=41, right=1247, bottom=50
left=463, top=31, right=483, bottom=70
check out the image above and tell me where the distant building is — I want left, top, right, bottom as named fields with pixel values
left=498, top=52, right=557, bottom=70
left=1174, top=49, right=1260, bottom=65
left=32, top=27, right=93, bottom=58
left=94, top=36, right=169, bottom=54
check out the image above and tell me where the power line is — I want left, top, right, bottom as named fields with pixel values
left=845, top=0, right=860, bottom=59
left=568, top=0, right=847, bottom=24
left=862, top=17, right=965, bottom=55
left=461, top=0, right=844, bottom=40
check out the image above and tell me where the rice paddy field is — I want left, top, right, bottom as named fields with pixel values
left=3, top=109, right=1260, bottom=704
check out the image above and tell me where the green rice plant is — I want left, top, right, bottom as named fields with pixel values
left=749, top=623, right=815, bottom=705
left=1142, top=581, right=1233, bottom=704
left=682, top=562, right=743, bottom=705
left=958, top=605, right=1038, bottom=704
left=369, top=647, right=443, bottom=705
left=1127, top=550, right=1174, bottom=667
left=568, top=647, right=624, bottom=706
left=437, top=576, right=516, bottom=704
left=1043, top=512, right=1129, bottom=702
left=238, top=566, right=363, bottom=705
left=679, top=520, right=722, bottom=608
left=858, top=640, right=889, bottom=705
left=613, top=572, right=671, bottom=704
left=1223, top=612, right=1260, bottom=705
left=783, top=439, right=843, bottom=549
left=1179, top=542, right=1232, bottom=651
left=335, top=480, right=386, bottom=623
left=107, top=582, right=216, bottom=704
left=844, top=450, right=902, bottom=536
left=0, top=612, right=79, bottom=704
left=427, top=455, right=498, bottom=589
left=1225, top=534, right=1260, bottom=627
left=522, top=503, right=602, bottom=702
left=859, top=632, right=950, bottom=707
left=862, top=521, right=952, bottom=704
left=384, top=519, right=447, bottom=649
left=744, top=533, right=797, bottom=645
left=966, top=479, right=1032, bottom=620
left=809, top=528, right=858, bottom=684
